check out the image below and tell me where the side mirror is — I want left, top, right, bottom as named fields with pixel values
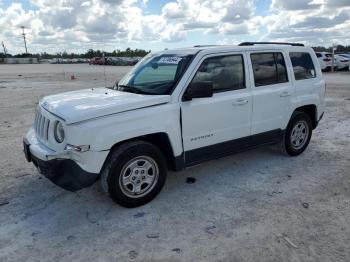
left=185, top=81, right=213, bottom=100
left=151, top=63, right=159, bottom=69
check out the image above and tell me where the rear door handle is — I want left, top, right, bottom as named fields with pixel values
left=232, top=99, right=248, bottom=106
left=280, top=91, right=291, bottom=97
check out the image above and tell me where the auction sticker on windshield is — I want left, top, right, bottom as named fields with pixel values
left=158, top=56, right=182, bottom=64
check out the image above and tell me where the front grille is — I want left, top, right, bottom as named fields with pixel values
left=34, top=109, right=50, bottom=141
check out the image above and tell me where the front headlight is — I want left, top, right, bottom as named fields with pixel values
left=54, top=121, right=65, bottom=143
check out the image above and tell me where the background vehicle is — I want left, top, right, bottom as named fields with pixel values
left=335, top=54, right=350, bottom=70
left=316, top=52, right=332, bottom=71
left=89, top=57, right=105, bottom=65
left=106, top=57, right=140, bottom=66
left=316, top=52, right=349, bottom=71
left=24, top=42, right=325, bottom=207
left=337, top=53, right=350, bottom=58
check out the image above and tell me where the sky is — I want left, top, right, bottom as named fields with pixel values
left=0, top=0, right=349, bottom=54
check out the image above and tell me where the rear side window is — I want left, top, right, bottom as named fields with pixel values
left=289, top=52, right=316, bottom=80
left=191, top=55, right=245, bottom=92
left=250, top=52, right=288, bottom=86
left=316, top=53, right=322, bottom=58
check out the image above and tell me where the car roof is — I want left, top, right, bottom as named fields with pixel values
left=155, top=44, right=314, bottom=56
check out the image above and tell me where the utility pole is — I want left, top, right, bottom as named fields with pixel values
left=1, top=41, right=7, bottom=56
left=20, top=26, right=28, bottom=54
left=331, top=44, right=336, bottom=72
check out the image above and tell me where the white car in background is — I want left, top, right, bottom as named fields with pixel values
left=335, top=54, right=350, bottom=70
left=316, top=52, right=334, bottom=71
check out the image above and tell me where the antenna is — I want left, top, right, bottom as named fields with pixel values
left=1, top=41, right=7, bottom=56
left=103, top=52, right=107, bottom=87
left=102, top=39, right=107, bottom=88
left=20, top=26, right=28, bottom=54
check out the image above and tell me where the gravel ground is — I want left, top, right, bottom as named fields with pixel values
left=0, top=64, right=349, bottom=262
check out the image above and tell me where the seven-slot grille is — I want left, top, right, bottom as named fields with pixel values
left=34, top=109, right=50, bottom=141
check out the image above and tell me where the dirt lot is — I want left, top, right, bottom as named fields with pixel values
left=0, top=64, right=349, bottom=262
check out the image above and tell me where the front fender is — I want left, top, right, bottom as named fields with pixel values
left=67, top=103, right=183, bottom=157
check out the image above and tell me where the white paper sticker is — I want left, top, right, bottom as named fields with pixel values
left=158, top=57, right=182, bottom=64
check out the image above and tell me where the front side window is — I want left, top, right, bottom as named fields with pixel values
left=117, top=53, right=193, bottom=95
left=191, top=55, right=245, bottom=92
left=290, top=52, right=316, bottom=80
left=251, top=52, right=288, bottom=86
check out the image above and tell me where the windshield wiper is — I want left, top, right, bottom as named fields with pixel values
left=117, top=85, right=141, bottom=94
left=118, top=85, right=156, bottom=95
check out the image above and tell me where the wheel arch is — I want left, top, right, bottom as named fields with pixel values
left=293, top=104, right=318, bottom=129
left=107, top=132, right=178, bottom=171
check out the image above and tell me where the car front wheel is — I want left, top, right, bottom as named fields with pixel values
left=101, top=141, right=167, bottom=208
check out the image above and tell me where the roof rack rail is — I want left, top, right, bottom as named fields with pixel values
left=239, top=42, right=304, bottom=47
left=193, top=45, right=218, bottom=48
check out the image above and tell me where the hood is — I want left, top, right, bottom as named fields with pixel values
left=40, top=88, right=171, bottom=124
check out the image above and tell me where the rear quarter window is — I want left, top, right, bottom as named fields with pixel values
left=289, top=52, right=316, bottom=80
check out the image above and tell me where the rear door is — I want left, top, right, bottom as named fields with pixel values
left=248, top=51, right=294, bottom=137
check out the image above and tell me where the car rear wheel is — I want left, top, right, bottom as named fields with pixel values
left=284, top=112, right=312, bottom=156
left=101, top=141, right=167, bottom=208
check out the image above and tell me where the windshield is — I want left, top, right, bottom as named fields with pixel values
left=116, top=53, right=193, bottom=95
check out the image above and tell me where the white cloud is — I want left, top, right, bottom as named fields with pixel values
left=0, top=0, right=349, bottom=54
left=162, top=2, right=184, bottom=19
left=264, top=0, right=350, bottom=45
left=219, top=23, right=250, bottom=35
left=161, top=24, right=187, bottom=42
left=271, top=0, right=321, bottom=10
left=325, top=0, right=350, bottom=7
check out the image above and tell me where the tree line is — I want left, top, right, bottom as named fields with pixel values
left=312, top=45, right=350, bottom=53
left=1, top=45, right=350, bottom=59
left=0, top=48, right=150, bottom=59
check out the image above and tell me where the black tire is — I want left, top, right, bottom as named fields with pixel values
left=284, top=112, right=313, bottom=156
left=101, top=141, right=167, bottom=208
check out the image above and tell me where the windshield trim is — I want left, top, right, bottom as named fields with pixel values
left=117, top=51, right=200, bottom=95
left=166, top=50, right=200, bottom=95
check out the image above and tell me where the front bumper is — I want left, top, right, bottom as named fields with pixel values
left=28, top=150, right=99, bottom=191
left=24, top=128, right=100, bottom=191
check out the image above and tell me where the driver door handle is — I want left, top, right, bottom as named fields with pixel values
left=232, top=99, right=248, bottom=106
left=280, top=91, right=291, bottom=97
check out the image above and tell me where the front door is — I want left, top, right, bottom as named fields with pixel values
left=180, top=53, right=252, bottom=165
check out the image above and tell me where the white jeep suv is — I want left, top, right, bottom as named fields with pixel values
left=24, top=42, right=325, bottom=207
